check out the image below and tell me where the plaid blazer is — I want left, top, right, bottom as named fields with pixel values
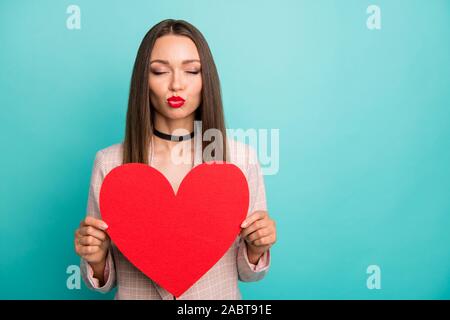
left=80, top=137, right=271, bottom=300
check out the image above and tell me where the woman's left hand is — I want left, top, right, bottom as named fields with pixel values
left=240, top=210, right=277, bottom=262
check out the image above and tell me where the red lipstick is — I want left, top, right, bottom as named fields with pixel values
left=167, top=96, right=186, bottom=108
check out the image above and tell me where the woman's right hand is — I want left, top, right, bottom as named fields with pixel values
left=74, top=216, right=110, bottom=268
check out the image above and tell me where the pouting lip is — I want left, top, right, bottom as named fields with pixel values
left=167, top=99, right=185, bottom=108
left=167, top=101, right=184, bottom=108
left=167, top=96, right=186, bottom=102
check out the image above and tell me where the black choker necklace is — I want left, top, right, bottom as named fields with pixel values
left=153, top=128, right=195, bottom=142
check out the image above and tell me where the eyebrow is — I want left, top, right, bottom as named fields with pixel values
left=150, top=59, right=201, bottom=65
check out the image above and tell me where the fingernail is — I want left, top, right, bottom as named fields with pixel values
left=101, top=223, right=108, bottom=230
left=241, top=222, right=247, bottom=228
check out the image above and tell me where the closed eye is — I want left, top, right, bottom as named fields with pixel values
left=151, top=71, right=168, bottom=75
left=151, top=71, right=200, bottom=75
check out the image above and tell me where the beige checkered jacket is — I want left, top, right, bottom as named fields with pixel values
left=80, top=137, right=271, bottom=300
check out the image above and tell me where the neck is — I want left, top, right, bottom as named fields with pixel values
left=152, top=113, right=195, bottom=152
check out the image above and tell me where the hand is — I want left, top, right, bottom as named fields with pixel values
left=74, top=216, right=110, bottom=268
left=240, top=210, right=276, bottom=263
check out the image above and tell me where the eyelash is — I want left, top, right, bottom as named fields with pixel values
left=151, top=71, right=200, bottom=75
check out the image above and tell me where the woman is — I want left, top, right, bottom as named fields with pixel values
left=74, top=19, right=277, bottom=300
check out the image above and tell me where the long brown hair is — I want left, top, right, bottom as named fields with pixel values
left=122, top=19, right=227, bottom=164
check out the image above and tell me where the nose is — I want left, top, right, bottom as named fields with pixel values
left=169, top=69, right=184, bottom=93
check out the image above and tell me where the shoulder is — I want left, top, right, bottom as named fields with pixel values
left=93, top=142, right=124, bottom=174
left=226, top=138, right=265, bottom=210
left=226, top=138, right=259, bottom=174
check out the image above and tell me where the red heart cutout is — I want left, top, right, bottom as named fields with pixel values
left=99, top=162, right=249, bottom=297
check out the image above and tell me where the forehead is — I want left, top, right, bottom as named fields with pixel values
left=150, top=35, right=200, bottom=63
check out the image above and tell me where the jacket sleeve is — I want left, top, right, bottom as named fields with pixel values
left=237, top=146, right=271, bottom=282
left=80, top=150, right=117, bottom=293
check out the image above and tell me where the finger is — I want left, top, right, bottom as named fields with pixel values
left=246, top=227, right=272, bottom=242
left=252, top=235, right=275, bottom=247
left=241, top=211, right=267, bottom=228
left=78, top=236, right=102, bottom=246
left=74, top=229, right=85, bottom=243
left=78, top=245, right=101, bottom=256
left=240, top=220, right=265, bottom=238
left=82, top=216, right=108, bottom=230
left=79, top=226, right=107, bottom=241
left=240, top=219, right=267, bottom=238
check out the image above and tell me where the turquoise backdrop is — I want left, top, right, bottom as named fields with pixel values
left=1, top=0, right=449, bottom=299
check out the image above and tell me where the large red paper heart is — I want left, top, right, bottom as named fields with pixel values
left=99, top=162, right=249, bottom=297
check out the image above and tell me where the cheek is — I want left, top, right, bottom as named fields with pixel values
left=190, top=78, right=202, bottom=99
left=148, top=78, right=166, bottom=99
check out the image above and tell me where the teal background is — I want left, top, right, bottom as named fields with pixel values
left=1, top=0, right=449, bottom=299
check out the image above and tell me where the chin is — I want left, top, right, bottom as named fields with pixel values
left=164, top=107, right=196, bottom=120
